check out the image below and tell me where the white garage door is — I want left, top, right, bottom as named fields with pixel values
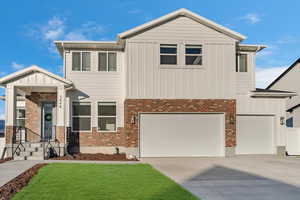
left=139, top=113, right=224, bottom=157
left=236, top=115, right=274, bottom=154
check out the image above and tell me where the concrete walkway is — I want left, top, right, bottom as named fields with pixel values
left=0, top=160, right=140, bottom=187
left=142, top=156, right=300, bottom=200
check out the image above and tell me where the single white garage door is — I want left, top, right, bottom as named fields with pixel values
left=139, top=113, right=224, bottom=157
left=236, top=115, right=274, bottom=154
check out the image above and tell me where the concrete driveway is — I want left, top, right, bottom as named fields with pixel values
left=142, top=156, right=300, bottom=200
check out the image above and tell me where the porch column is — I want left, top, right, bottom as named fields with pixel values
left=5, top=85, right=16, bottom=144
left=56, top=86, right=65, bottom=144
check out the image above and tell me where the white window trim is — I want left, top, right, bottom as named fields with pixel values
left=71, top=101, right=92, bottom=132
left=97, top=51, right=118, bottom=72
left=236, top=53, right=248, bottom=73
left=97, top=101, right=117, bottom=133
left=71, top=51, right=92, bottom=72
left=185, top=44, right=203, bottom=66
left=159, top=44, right=178, bottom=67
left=159, top=43, right=205, bottom=69
left=16, top=107, right=26, bottom=127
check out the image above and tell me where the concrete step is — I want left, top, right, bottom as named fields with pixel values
left=26, top=156, right=44, bottom=160
left=14, top=156, right=26, bottom=160
left=26, top=147, right=43, bottom=152
left=30, top=143, right=43, bottom=148
left=19, top=150, right=44, bottom=157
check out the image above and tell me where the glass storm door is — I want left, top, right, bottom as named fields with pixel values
left=42, top=103, right=54, bottom=140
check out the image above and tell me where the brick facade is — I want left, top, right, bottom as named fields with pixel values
left=25, top=92, right=57, bottom=142
left=124, top=99, right=236, bottom=148
left=69, top=127, right=126, bottom=152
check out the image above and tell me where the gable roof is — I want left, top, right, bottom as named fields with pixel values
left=266, top=58, right=300, bottom=89
left=250, top=88, right=297, bottom=98
left=118, top=8, right=246, bottom=41
left=0, top=65, right=73, bottom=86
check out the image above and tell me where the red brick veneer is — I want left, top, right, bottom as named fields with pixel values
left=73, top=127, right=126, bottom=147
left=124, top=99, right=236, bottom=148
left=25, top=93, right=57, bottom=142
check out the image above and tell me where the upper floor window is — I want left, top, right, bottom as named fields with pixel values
left=98, top=52, right=117, bottom=71
left=72, top=52, right=91, bottom=71
left=185, top=45, right=202, bottom=65
left=160, top=44, right=177, bottom=65
left=236, top=53, right=247, bottom=72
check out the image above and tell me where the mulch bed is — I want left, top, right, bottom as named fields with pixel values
left=0, top=158, right=12, bottom=164
left=51, top=153, right=138, bottom=161
left=0, top=163, right=47, bottom=200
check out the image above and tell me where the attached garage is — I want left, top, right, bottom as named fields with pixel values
left=139, top=113, right=225, bottom=157
left=236, top=115, right=275, bottom=154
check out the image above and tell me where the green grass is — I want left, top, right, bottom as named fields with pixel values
left=13, top=163, right=199, bottom=200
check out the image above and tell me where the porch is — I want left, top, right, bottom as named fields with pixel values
left=0, top=66, right=73, bottom=159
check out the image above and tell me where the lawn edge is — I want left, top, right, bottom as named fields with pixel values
left=0, top=163, right=47, bottom=200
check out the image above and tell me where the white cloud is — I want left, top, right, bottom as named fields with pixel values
left=241, top=13, right=260, bottom=24
left=27, top=17, right=106, bottom=53
left=43, top=16, right=65, bottom=40
left=11, top=62, right=25, bottom=70
left=256, top=66, right=288, bottom=88
left=0, top=114, right=4, bottom=120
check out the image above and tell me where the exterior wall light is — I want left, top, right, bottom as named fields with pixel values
left=230, top=114, right=235, bottom=124
left=130, top=115, right=136, bottom=124
left=280, top=117, right=285, bottom=125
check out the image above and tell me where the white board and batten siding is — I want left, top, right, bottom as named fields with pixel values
left=236, top=52, right=256, bottom=95
left=237, top=95, right=287, bottom=148
left=126, top=16, right=237, bottom=99
left=65, top=51, right=126, bottom=128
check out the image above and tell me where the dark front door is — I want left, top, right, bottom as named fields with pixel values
left=42, top=102, right=54, bottom=140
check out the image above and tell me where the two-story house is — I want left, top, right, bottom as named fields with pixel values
left=0, top=9, right=296, bottom=160
left=266, top=58, right=300, bottom=128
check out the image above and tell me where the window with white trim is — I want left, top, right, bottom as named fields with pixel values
left=98, top=102, right=116, bottom=131
left=16, top=108, right=26, bottom=127
left=72, top=52, right=91, bottom=71
left=160, top=44, right=177, bottom=65
left=72, top=102, right=91, bottom=131
left=98, top=52, right=117, bottom=71
left=236, top=53, right=247, bottom=72
left=185, top=45, right=202, bottom=65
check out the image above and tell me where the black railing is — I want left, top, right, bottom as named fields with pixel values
left=11, top=126, right=60, bottom=159
left=12, top=126, right=27, bottom=158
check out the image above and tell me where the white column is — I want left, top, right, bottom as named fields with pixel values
left=5, top=85, right=16, bottom=126
left=56, top=86, right=65, bottom=127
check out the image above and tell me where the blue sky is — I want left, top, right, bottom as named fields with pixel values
left=1, top=0, right=300, bottom=119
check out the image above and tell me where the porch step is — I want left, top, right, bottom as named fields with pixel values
left=13, top=155, right=44, bottom=160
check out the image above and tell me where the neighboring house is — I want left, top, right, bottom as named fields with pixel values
left=267, top=58, right=300, bottom=127
left=0, top=8, right=296, bottom=159
left=0, top=119, right=4, bottom=158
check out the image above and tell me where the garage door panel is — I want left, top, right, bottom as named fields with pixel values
left=236, top=115, right=274, bottom=154
left=140, top=113, right=224, bottom=157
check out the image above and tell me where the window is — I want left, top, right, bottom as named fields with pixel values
left=98, top=52, right=117, bottom=71
left=185, top=45, right=202, bottom=65
left=16, top=108, right=26, bottom=127
left=236, top=54, right=247, bottom=72
left=160, top=44, right=177, bottom=65
left=98, top=102, right=116, bottom=131
left=72, top=102, right=91, bottom=131
left=72, top=52, right=91, bottom=71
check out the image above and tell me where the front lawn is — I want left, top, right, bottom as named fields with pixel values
left=13, top=163, right=198, bottom=200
